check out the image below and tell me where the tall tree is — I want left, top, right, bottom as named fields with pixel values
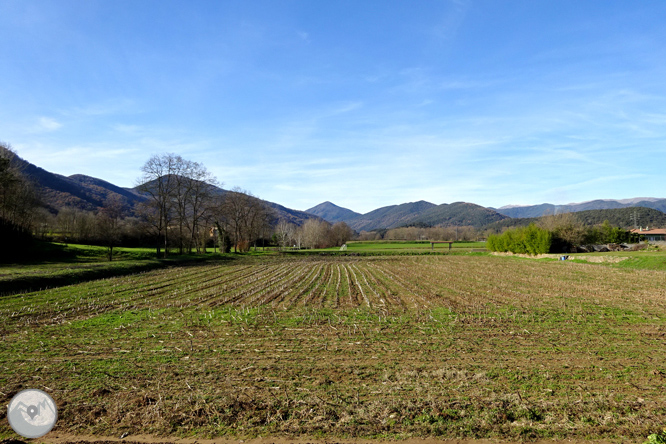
left=136, top=154, right=180, bottom=257
left=96, top=195, right=124, bottom=261
left=275, top=219, right=295, bottom=251
left=538, top=213, right=586, bottom=250
left=183, top=162, right=219, bottom=253
left=329, top=221, right=354, bottom=247
left=301, top=219, right=331, bottom=249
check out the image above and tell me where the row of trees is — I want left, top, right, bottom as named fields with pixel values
left=2, top=148, right=346, bottom=259
left=0, top=144, right=39, bottom=230
left=215, top=188, right=273, bottom=253
left=274, top=219, right=354, bottom=250
left=38, top=197, right=142, bottom=260
left=136, top=153, right=276, bottom=255
left=137, top=154, right=220, bottom=256
left=359, top=227, right=480, bottom=241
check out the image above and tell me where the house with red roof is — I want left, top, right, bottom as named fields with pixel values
left=630, top=227, right=666, bottom=242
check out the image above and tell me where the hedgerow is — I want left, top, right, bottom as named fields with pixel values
left=487, top=223, right=551, bottom=255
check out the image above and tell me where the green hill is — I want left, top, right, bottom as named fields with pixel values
left=348, top=200, right=437, bottom=231
left=572, top=206, right=666, bottom=228
left=413, top=202, right=508, bottom=227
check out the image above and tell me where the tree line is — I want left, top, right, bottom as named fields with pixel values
left=487, top=213, right=641, bottom=255
left=274, top=218, right=354, bottom=250
left=136, top=153, right=353, bottom=255
left=1, top=149, right=354, bottom=259
left=357, top=225, right=479, bottom=242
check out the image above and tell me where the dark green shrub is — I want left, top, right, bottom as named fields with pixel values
left=486, top=224, right=551, bottom=255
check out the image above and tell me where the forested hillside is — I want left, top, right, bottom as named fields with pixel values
left=484, top=206, right=666, bottom=231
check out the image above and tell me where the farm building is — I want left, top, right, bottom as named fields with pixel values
left=630, top=227, right=666, bottom=241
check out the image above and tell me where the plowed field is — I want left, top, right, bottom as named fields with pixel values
left=1, top=255, right=666, bottom=441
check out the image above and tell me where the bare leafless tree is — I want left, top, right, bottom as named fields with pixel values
left=538, top=212, right=586, bottom=247
left=301, top=219, right=331, bottom=249
left=275, top=219, right=295, bottom=251
left=136, top=154, right=180, bottom=257
left=96, top=195, right=124, bottom=261
left=170, top=159, right=219, bottom=253
left=185, top=163, right=219, bottom=253
left=329, top=221, right=354, bottom=247
left=137, top=153, right=219, bottom=256
left=216, top=188, right=271, bottom=253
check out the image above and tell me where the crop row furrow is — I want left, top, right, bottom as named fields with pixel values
left=301, top=262, right=333, bottom=307
left=9, top=264, right=243, bottom=324
left=63, top=264, right=265, bottom=316
left=374, top=262, right=431, bottom=308
left=234, top=263, right=308, bottom=307
left=334, top=264, right=342, bottom=308
left=284, top=263, right=326, bottom=309
left=346, top=264, right=369, bottom=307
left=172, top=264, right=285, bottom=308
left=261, top=263, right=317, bottom=307
left=342, top=264, right=358, bottom=307
left=213, top=267, right=312, bottom=305
left=351, top=263, right=385, bottom=307
left=361, top=263, right=409, bottom=310
left=317, top=264, right=336, bottom=308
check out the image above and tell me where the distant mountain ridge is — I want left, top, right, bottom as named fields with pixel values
left=495, top=198, right=666, bottom=218
left=8, top=145, right=666, bottom=230
left=306, top=200, right=509, bottom=230
left=6, top=151, right=145, bottom=213
left=415, top=202, right=508, bottom=228
left=8, top=149, right=318, bottom=225
left=484, top=206, right=666, bottom=231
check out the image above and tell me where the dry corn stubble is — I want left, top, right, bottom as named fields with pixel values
left=1, top=254, right=666, bottom=440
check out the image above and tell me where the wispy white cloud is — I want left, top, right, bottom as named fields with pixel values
left=35, top=117, right=62, bottom=132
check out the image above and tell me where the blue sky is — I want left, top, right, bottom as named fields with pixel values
left=1, top=1, right=665, bottom=214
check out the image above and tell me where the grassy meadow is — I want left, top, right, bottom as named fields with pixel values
left=1, top=246, right=666, bottom=441
left=314, top=240, right=487, bottom=254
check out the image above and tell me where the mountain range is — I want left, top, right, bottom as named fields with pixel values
left=306, top=201, right=509, bottom=231
left=305, top=198, right=666, bottom=231
left=493, top=198, right=666, bottom=218
left=486, top=206, right=666, bottom=232
left=9, top=152, right=145, bottom=213
left=6, top=146, right=666, bottom=231
left=6, top=148, right=316, bottom=225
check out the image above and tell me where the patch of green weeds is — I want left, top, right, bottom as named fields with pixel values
left=645, top=429, right=666, bottom=444
left=68, top=309, right=160, bottom=329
